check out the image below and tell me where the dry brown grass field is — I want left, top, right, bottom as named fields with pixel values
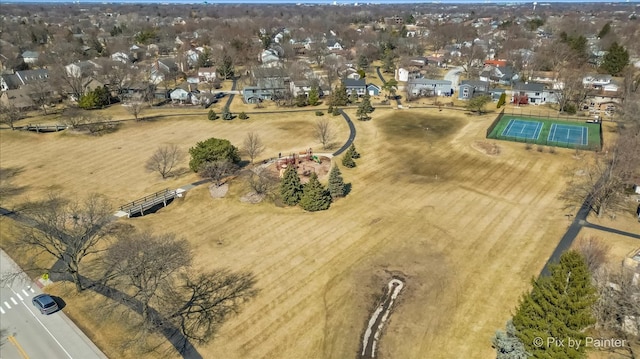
left=0, top=103, right=631, bottom=359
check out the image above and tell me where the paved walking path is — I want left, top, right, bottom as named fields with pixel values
left=540, top=200, right=640, bottom=277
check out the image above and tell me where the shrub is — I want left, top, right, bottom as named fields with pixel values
left=315, top=111, right=324, bottom=116
left=238, top=112, right=248, bottom=120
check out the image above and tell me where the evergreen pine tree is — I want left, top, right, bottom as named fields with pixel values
left=328, top=165, right=346, bottom=198
left=208, top=109, right=217, bottom=120
left=493, top=320, right=530, bottom=359
left=350, top=89, right=359, bottom=104
left=222, top=105, right=233, bottom=120
left=332, top=83, right=348, bottom=106
left=349, top=143, right=360, bottom=159
left=512, top=250, right=596, bottom=358
left=280, top=165, right=303, bottom=206
left=299, top=173, right=332, bottom=211
left=308, top=85, right=320, bottom=106
left=497, top=93, right=506, bottom=108
left=600, top=42, right=629, bottom=76
left=342, top=147, right=356, bottom=168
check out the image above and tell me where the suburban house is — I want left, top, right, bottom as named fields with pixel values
left=243, top=81, right=287, bottom=103
left=150, top=58, right=181, bottom=84
left=457, top=80, right=503, bottom=101
left=190, top=92, right=217, bottom=107
left=366, top=83, right=381, bottom=96
left=583, top=74, right=613, bottom=89
left=1, top=69, right=50, bottom=91
left=511, top=82, right=558, bottom=105
left=111, top=52, right=130, bottom=63
left=0, top=88, right=35, bottom=110
left=407, top=79, right=453, bottom=97
left=290, top=80, right=320, bottom=98
left=395, top=66, right=422, bottom=82
left=584, top=89, right=622, bottom=115
left=170, top=88, right=191, bottom=103
left=259, top=49, right=281, bottom=67
left=65, top=60, right=101, bottom=78
left=344, top=78, right=367, bottom=96
left=479, top=65, right=519, bottom=85
left=326, top=40, right=343, bottom=52
left=197, top=67, right=217, bottom=82
left=529, top=71, right=563, bottom=89
left=21, top=51, right=39, bottom=64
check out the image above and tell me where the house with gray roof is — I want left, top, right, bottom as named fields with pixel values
left=480, top=65, right=519, bottom=85
left=344, top=78, right=366, bottom=96
left=458, top=80, right=503, bottom=101
left=511, top=82, right=558, bottom=105
left=407, top=78, right=453, bottom=97
left=21, top=51, right=39, bottom=64
left=1, top=69, right=50, bottom=91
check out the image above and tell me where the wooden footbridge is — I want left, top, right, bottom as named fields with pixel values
left=20, top=124, right=68, bottom=132
left=118, top=188, right=178, bottom=218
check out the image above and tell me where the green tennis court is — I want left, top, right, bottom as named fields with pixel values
left=487, top=114, right=601, bottom=150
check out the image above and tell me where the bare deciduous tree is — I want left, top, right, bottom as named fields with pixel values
left=243, top=132, right=265, bottom=163
left=125, top=101, right=145, bottom=121
left=247, top=167, right=278, bottom=196
left=145, top=144, right=184, bottom=179
left=14, top=194, right=114, bottom=291
left=574, top=236, right=610, bottom=274
left=314, top=119, right=335, bottom=150
left=0, top=104, right=22, bottom=130
left=200, top=160, right=238, bottom=187
left=561, top=148, right=628, bottom=217
left=593, top=266, right=640, bottom=358
left=103, top=231, right=191, bottom=327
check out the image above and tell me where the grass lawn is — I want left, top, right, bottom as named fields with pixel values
left=1, top=105, right=637, bottom=359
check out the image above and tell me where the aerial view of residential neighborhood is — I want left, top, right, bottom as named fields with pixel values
left=0, top=0, right=639, bottom=358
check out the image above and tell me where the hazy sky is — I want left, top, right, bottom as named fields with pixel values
left=6, top=0, right=640, bottom=3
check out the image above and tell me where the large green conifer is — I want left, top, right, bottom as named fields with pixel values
left=279, top=165, right=303, bottom=206
left=512, top=250, right=596, bottom=358
left=328, top=165, right=346, bottom=198
left=299, top=173, right=332, bottom=211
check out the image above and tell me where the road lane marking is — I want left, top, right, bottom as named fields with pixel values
left=4, top=301, right=11, bottom=309
left=0, top=306, right=5, bottom=314
left=8, top=335, right=30, bottom=359
left=22, top=289, right=30, bottom=297
left=16, top=293, right=23, bottom=301
left=11, top=297, right=18, bottom=305
left=14, top=288, right=73, bottom=359
left=29, top=287, right=34, bottom=293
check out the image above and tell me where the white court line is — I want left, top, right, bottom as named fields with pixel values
left=11, top=297, right=18, bottom=305
left=501, top=119, right=515, bottom=137
left=12, top=287, right=73, bottom=359
left=16, top=293, right=23, bottom=301
left=22, top=289, right=30, bottom=297
left=4, top=301, right=11, bottom=309
left=0, top=307, right=4, bottom=314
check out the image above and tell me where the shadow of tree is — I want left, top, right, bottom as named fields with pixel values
left=49, top=268, right=202, bottom=359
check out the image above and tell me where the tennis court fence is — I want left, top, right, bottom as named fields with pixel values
left=494, top=135, right=601, bottom=150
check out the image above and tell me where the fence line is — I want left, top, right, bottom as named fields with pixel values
left=486, top=108, right=506, bottom=137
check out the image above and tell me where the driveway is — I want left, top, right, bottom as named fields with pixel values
left=444, top=66, right=464, bottom=89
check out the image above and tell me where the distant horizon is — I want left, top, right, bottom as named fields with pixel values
left=3, top=0, right=640, bottom=4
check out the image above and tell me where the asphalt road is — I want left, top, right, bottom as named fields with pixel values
left=0, top=250, right=107, bottom=359
left=443, top=66, right=464, bottom=88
